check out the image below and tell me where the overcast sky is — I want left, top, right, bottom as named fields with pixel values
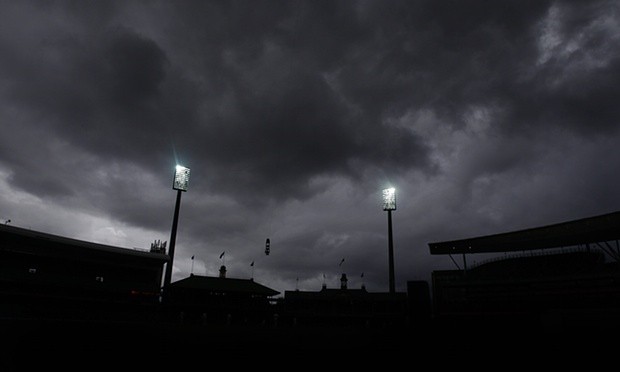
left=1, top=0, right=619, bottom=295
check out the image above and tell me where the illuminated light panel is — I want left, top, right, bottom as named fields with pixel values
left=173, top=165, right=190, bottom=191
left=382, top=187, right=396, bottom=211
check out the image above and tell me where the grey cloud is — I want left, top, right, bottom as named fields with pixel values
left=1, top=1, right=620, bottom=293
left=103, top=28, right=169, bottom=107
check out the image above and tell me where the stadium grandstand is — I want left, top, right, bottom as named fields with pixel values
left=428, top=210, right=620, bottom=338
left=0, top=223, right=169, bottom=322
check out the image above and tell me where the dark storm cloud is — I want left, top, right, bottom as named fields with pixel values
left=0, top=0, right=434, bottom=208
left=332, top=1, right=549, bottom=119
left=134, top=0, right=436, bottom=204
left=1, top=0, right=620, bottom=292
left=8, top=0, right=614, bottom=207
left=0, top=27, right=169, bottom=192
left=343, top=0, right=620, bottom=139
left=0, top=7, right=200, bottom=209
left=197, top=71, right=429, bottom=203
left=104, top=29, right=168, bottom=107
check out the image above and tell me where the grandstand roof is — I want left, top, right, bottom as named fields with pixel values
left=0, top=223, right=169, bottom=263
left=429, top=211, right=620, bottom=255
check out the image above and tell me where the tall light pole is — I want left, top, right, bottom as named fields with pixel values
left=383, top=187, right=396, bottom=294
left=163, top=165, right=190, bottom=291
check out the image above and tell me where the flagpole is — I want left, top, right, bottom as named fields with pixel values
left=191, top=256, right=195, bottom=275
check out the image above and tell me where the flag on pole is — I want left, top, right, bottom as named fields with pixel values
left=339, top=258, right=345, bottom=266
left=250, top=261, right=254, bottom=267
left=219, top=251, right=225, bottom=259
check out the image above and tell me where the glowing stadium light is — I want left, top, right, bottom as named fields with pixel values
left=164, top=164, right=190, bottom=293
left=173, top=165, right=190, bottom=191
left=382, top=187, right=396, bottom=211
left=382, top=187, right=396, bottom=294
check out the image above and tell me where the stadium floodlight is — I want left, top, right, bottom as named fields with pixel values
left=382, top=187, right=396, bottom=211
left=382, top=187, right=396, bottom=293
left=163, top=164, right=190, bottom=294
left=173, top=165, right=190, bottom=191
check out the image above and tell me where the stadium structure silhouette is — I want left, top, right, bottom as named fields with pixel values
left=1, top=210, right=620, bottom=362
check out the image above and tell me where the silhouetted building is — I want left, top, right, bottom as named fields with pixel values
left=428, top=210, right=620, bottom=331
left=407, top=280, right=432, bottom=326
left=340, top=273, right=348, bottom=289
left=164, top=274, right=279, bottom=325
left=281, top=285, right=407, bottom=327
left=0, top=224, right=169, bottom=321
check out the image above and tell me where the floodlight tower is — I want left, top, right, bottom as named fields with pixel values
left=163, top=165, right=190, bottom=291
left=383, top=187, right=396, bottom=294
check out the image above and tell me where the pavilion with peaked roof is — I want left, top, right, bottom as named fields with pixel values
left=164, top=272, right=279, bottom=326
